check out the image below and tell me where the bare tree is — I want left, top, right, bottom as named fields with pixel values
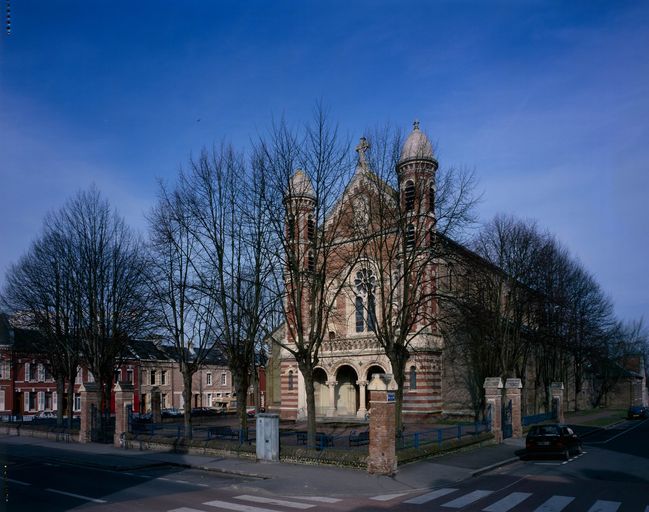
left=356, top=124, right=480, bottom=430
left=258, top=109, right=366, bottom=446
left=147, top=181, right=219, bottom=437
left=2, top=230, right=80, bottom=426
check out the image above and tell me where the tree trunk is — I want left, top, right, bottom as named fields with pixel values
left=298, top=362, right=317, bottom=448
left=66, top=370, right=75, bottom=428
left=182, top=369, right=193, bottom=439
left=56, top=377, right=65, bottom=427
left=233, top=370, right=249, bottom=442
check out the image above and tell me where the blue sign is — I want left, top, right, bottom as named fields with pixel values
left=387, top=392, right=395, bottom=402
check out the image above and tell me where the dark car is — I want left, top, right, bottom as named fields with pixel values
left=525, top=424, right=582, bottom=460
left=627, top=405, right=649, bottom=419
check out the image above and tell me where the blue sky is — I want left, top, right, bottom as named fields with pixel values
left=1, top=1, right=647, bottom=322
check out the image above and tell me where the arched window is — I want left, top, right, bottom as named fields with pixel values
left=409, top=365, right=417, bottom=390
left=404, top=180, right=415, bottom=211
left=287, top=214, right=296, bottom=240
left=307, top=250, right=315, bottom=272
left=307, top=215, right=315, bottom=243
left=288, top=370, right=294, bottom=391
left=355, top=296, right=364, bottom=332
left=429, top=180, right=435, bottom=213
left=367, top=293, right=376, bottom=332
left=406, top=224, right=415, bottom=248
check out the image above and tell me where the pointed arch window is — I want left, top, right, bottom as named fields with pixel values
left=288, top=370, right=294, bottom=391
left=307, top=215, right=315, bottom=243
left=409, top=365, right=417, bottom=390
left=287, top=214, right=296, bottom=240
left=429, top=180, right=435, bottom=213
left=404, top=180, right=415, bottom=211
left=406, top=224, right=416, bottom=248
left=307, top=250, right=315, bottom=272
left=367, top=293, right=376, bottom=332
left=355, top=296, right=364, bottom=332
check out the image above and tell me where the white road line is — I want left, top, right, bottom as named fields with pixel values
left=203, top=499, right=281, bottom=512
left=168, top=508, right=205, bottom=512
left=533, top=495, right=575, bottom=512
left=483, top=492, right=532, bottom=512
left=235, top=495, right=316, bottom=509
left=404, top=488, right=458, bottom=504
left=442, top=490, right=494, bottom=508
left=288, top=496, right=341, bottom=503
left=6, top=478, right=30, bottom=486
left=587, top=500, right=621, bottom=512
left=370, top=492, right=410, bottom=501
left=589, top=420, right=647, bottom=444
left=45, top=488, right=107, bottom=504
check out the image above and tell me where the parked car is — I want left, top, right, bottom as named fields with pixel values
left=161, top=407, right=183, bottom=418
left=525, top=424, right=582, bottom=460
left=627, top=405, right=649, bottom=419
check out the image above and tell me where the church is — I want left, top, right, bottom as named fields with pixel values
left=267, top=122, right=466, bottom=422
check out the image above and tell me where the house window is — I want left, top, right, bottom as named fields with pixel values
left=74, top=393, right=81, bottom=412
left=0, top=389, right=5, bottom=411
left=404, top=180, right=415, bottom=211
left=150, top=370, right=157, bottom=386
left=288, top=370, right=294, bottom=391
left=0, top=360, right=8, bottom=379
left=45, top=391, right=53, bottom=410
left=37, top=364, right=45, bottom=382
left=206, top=393, right=212, bottom=407
left=38, top=391, right=45, bottom=411
left=44, top=366, right=52, bottom=381
left=207, top=372, right=212, bottom=386
left=114, top=369, right=122, bottom=383
left=220, top=373, right=227, bottom=386
left=28, top=392, right=36, bottom=411
left=162, top=393, right=167, bottom=408
left=161, top=370, right=167, bottom=386
left=126, top=369, right=134, bottom=383
left=409, top=366, right=417, bottom=390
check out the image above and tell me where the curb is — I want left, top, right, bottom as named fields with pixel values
left=471, top=456, right=520, bottom=477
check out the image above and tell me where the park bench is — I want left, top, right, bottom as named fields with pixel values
left=208, top=425, right=239, bottom=441
left=349, top=430, right=370, bottom=447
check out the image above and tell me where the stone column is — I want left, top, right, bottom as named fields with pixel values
left=150, top=386, right=162, bottom=424
left=484, top=377, right=503, bottom=443
left=356, top=380, right=368, bottom=419
left=326, top=380, right=337, bottom=417
left=113, top=382, right=135, bottom=448
left=78, top=382, right=101, bottom=444
left=505, top=378, right=523, bottom=439
left=550, top=382, right=565, bottom=423
left=367, top=373, right=398, bottom=476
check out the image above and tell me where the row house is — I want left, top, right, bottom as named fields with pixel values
left=0, top=314, right=236, bottom=418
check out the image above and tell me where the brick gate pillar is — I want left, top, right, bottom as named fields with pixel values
left=78, top=382, right=101, bottom=444
left=484, top=377, right=503, bottom=443
left=505, top=378, right=523, bottom=438
left=550, top=382, right=565, bottom=423
left=367, top=373, right=398, bottom=476
left=150, top=386, right=162, bottom=424
left=114, top=382, right=135, bottom=447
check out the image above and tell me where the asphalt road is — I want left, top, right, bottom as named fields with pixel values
left=2, top=418, right=648, bottom=511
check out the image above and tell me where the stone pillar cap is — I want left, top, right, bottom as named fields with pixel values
left=79, top=382, right=100, bottom=392
left=550, top=382, right=564, bottom=390
left=367, top=373, right=398, bottom=391
left=483, top=377, right=503, bottom=389
left=505, top=378, right=522, bottom=389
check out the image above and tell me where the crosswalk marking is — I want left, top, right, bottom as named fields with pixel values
left=203, top=500, right=279, bottom=512
left=483, top=492, right=532, bottom=512
left=534, top=495, right=575, bottom=512
left=370, top=492, right=410, bottom=501
left=404, top=488, right=458, bottom=505
left=235, top=495, right=316, bottom=509
left=442, top=490, right=494, bottom=508
left=288, top=496, right=341, bottom=503
left=587, top=500, right=621, bottom=512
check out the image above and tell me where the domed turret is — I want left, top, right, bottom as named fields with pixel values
left=288, top=169, right=315, bottom=200
left=400, top=121, right=434, bottom=163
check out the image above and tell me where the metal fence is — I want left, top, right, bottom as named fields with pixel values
left=522, top=411, right=555, bottom=426
left=397, top=420, right=490, bottom=449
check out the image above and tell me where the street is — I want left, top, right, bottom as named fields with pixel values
left=2, top=418, right=648, bottom=511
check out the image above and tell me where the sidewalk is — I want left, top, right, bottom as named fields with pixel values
left=0, top=408, right=624, bottom=498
